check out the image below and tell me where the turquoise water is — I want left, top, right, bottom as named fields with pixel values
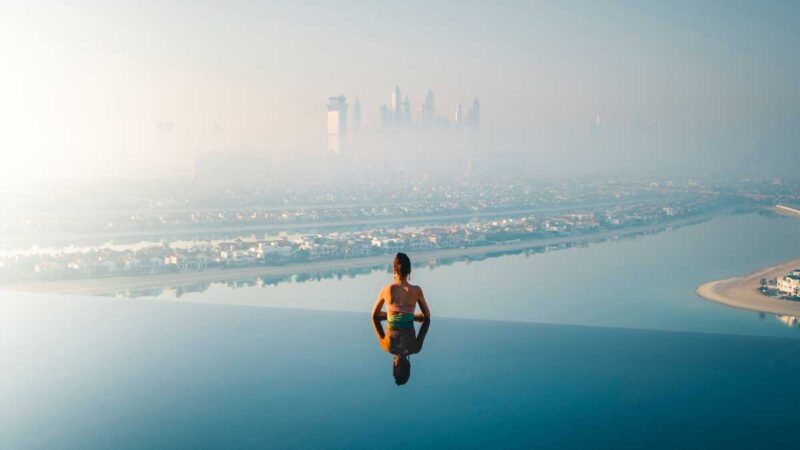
left=3, top=294, right=800, bottom=449
left=151, top=213, right=800, bottom=337
left=4, top=212, right=800, bottom=449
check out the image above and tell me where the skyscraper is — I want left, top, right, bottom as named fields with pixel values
left=377, top=86, right=478, bottom=131
left=402, top=95, right=411, bottom=126
left=380, top=105, right=390, bottom=128
left=327, top=95, right=347, bottom=154
left=422, top=90, right=435, bottom=128
left=468, top=97, right=480, bottom=129
left=391, top=86, right=401, bottom=111
left=353, top=97, right=362, bottom=130
left=392, top=86, right=402, bottom=124
left=454, top=103, right=464, bottom=127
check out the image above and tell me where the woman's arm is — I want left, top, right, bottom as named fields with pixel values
left=371, top=314, right=386, bottom=340
left=371, top=287, right=386, bottom=320
left=371, top=287, right=388, bottom=344
left=415, top=287, right=431, bottom=320
left=413, top=318, right=431, bottom=353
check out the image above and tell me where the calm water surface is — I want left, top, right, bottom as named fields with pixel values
left=148, top=213, right=800, bottom=337
left=4, top=212, right=800, bottom=449
left=3, top=295, right=800, bottom=449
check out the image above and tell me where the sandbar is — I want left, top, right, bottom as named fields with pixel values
left=696, top=258, right=800, bottom=316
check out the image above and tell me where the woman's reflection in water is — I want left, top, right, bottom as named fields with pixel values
left=370, top=253, right=432, bottom=385
left=372, top=315, right=431, bottom=385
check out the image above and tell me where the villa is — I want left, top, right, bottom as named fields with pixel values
left=776, top=269, right=800, bottom=298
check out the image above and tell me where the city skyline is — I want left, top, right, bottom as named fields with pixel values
left=326, top=86, right=481, bottom=157
left=1, top=1, right=798, bottom=185
left=334, top=86, right=480, bottom=132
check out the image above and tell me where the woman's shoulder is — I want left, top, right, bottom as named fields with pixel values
left=384, top=282, right=421, bottom=292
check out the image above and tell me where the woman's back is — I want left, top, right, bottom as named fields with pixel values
left=386, top=282, right=420, bottom=315
left=370, top=252, right=431, bottom=324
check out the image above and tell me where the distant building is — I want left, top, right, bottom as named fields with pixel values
left=375, top=86, right=479, bottom=131
left=454, top=103, right=464, bottom=127
left=776, top=269, right=800, bottom=297
left=422, top=90, right=435, bottom=128
left=353, top=97, right=362, bottom=130
left=391, top=86, right=402, bottom=124
left=468, top=97, right=480, bottom=129
left=381, top=86, right=414, bottom=128
left=327, top=95, right=348, bottom=154
left=402, top=95, right=411, bottom=126
left=380, top=104, right=390, bottom=128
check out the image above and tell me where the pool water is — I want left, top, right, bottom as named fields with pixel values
left=149, top=213, right=800, bottom=338
left=3, top=293, right=800, bottom=449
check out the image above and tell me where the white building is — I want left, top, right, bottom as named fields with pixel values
left=777, top=270, right=800, bottom=297
left=222, top=250, right=257, bottom=266
left=258, top=241, right=294, bottom=258
left=454, top=103, right=464, bottom=127
left=327, top=95, right=347, bottom=154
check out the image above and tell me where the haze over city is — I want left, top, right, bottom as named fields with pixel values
left=5, top=2, right=800, bottom=449
left=1, top=0, right=799, bottom=189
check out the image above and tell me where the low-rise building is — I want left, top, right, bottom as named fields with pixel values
left=344, top=239, right=372, bottom=258
left=777, top=270, right=800, bottom=298
left=148, top=257, right=165, bottom=273
left=222, top=249, right=257, bottom=266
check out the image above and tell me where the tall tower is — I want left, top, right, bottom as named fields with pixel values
left=380, top=105, right=390, bottom=128
left=469, top=97, right=480, bottom=129
left=422, top=90, right=435, bottom=128
left=327, top=95, right=347, bottom=154
left=402, top=96, right=411, bottom=126
left=391, top=86, right=402, bottom=124
left=353, top=97, right=362, bottom=130
left=454, top=103, right=464, bottom=127
left=391, top=86, right=401, bottom=111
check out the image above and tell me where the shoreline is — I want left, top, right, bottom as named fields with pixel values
left=696, top=257, right=800, bottom=316
left=775, top=204, right=800, bottom=219
left=0, top=214, right=712, bottom=296
left=0, top=199, right=657, bottom=248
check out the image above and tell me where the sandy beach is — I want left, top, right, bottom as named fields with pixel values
left=696, top=258, right=800, bottom=316
left=775, top=204, right=800, bottom=219
left=0, top=213, right=711, bottom=296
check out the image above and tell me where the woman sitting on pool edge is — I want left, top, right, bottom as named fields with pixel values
left=371, top=253, right=431, bottom=385
left=371, top=252, right=431, bottom=324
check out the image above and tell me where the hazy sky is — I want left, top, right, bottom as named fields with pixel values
left=1, top=1, right=798, bottom=182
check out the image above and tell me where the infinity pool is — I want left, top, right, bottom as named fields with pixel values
left=3, top=293, right=800, bottom=449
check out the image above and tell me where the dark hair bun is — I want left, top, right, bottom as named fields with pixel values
left=393, top=252, right=411, bottom=278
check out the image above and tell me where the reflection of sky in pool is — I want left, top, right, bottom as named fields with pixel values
left=3, top=294, right=800, bottom=449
